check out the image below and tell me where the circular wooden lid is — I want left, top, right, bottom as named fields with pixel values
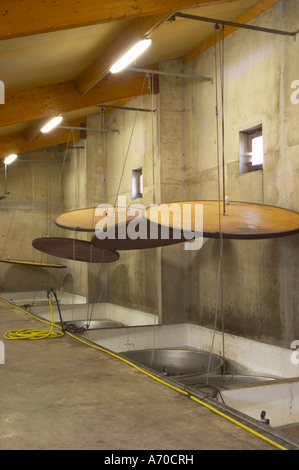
left=55, top=206, right=139, bottom=232
left=143, top=200, right=299, bottom=239
left=32, top=237, right=120, bottom=263
left=0, top=259, right=66, bottom=268
left=92, top=219, right=188, bottom=250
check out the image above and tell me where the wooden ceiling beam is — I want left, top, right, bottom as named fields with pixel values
left=0, top=0, right=247, bottom=40
left=0, top=69, right=152, bottom=128
left=76, top=14, right=167, bottom=94
left=183, top=0, right=281, bottom=63
left=0, top=119, right=83, bottom=162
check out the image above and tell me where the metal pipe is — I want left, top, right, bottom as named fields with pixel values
left=127, top=66, right=213, bottom=83
left=10, top=159, right=63, bottom=162
left=98, top=104, right=156, bottom=113
left=174, top=12, right=297, bottom=37
left=57, top=126, right=119, bottom=133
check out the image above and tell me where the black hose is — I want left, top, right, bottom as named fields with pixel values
left=47, top=288, right=65, bottom=332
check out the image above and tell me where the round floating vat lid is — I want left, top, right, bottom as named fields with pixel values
left=32, top=237, right=119, bottom=263
left=92, top=219, right=188, bottom=251
left=55, top=206, right=139, bottom=232
left=143, top=200, right=299, bottom=240
left=0, top=259, right=66, bottom=268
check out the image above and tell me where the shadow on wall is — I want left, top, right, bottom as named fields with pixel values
left=108, top=263, right=130, bottom=308
left=63, top=272, right=74, bottom=294
left=107, top=250, right=159, bottom=314
left=0, top=263, right=63, bottom=293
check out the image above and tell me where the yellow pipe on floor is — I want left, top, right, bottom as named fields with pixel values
left=189, top=395, right=287, bottom=451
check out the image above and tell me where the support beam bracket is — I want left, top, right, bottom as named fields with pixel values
left=126, top=66, right=213, bottom=82
left=173, top=12, right=297, bottom=38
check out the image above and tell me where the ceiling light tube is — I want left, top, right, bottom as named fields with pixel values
left=41, top=116, right=63, bottom=133
left=4, top=154, right=18, bottom=165
left=110, top=39, right=152, bottom=74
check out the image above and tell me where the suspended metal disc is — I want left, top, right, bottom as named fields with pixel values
left=0, top=259, right=66, bottom=268
left=32, top=237, right=120, bottom=263
left=57, top=206, right=187, bottom=250
left=92, top=219, right=190, bottom=250
left=55, top=206, right=139, bottom=232
left=143, top=200, right=299, bottom=240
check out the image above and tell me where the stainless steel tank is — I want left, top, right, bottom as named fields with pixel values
left=121, top=348, right=223, bottom=378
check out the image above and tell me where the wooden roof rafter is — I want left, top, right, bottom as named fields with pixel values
left=0, top=0, right=244, bottom=40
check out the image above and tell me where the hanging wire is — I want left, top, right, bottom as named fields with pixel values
left=219, top=23, right=226, bottom=375
left=32, top=164, right=42, bottom=306
left=46, top=152, right=52, bottom=292
left=220, top=24, right=226, bottom=215
left=213, top=25, right=222, bottom=228
left=114, top=75, right=148, bottom=208
left=86, top=108, right=108, bottom=327
left=150, top=73, right=156, bottom=206
left=58, top=130, right=73, bottom=184
left=205, top=24, right=226, bottom=387
left=47, top=153, right=50, bottom=237
left=0, top=210, right=17, bottom=260
left=148, top=72, right=159, bottom=365
left=32, top=165, right=35, bottom=260
left=85, top=75, right=149, bottom=329
left=72, top=131, right=79, bottom=322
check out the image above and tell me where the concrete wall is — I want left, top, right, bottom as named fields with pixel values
left=0, top=148, right=65, bottom=293
left=60, top=121, right=108, bottom=303
left=57, top=84, right=188, bottom=323
left=158, top=61, right=189, bottom=324
left=183, top=0, right=299, bottom=348
left=84, top=113, right=108, bottom=304
left=102, top=94, right=162, bottom=319
left=59, top=137, right=89, bottom=300
left=0, top=137, right=101, bottom=302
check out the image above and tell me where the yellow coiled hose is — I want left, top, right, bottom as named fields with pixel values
left=3, top=296, right=64, bottom=340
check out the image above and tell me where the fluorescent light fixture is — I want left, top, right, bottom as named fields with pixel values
left=4, top=154, right=18, bottom=165
left=41, top=116, right=63, bottom=133
left=110, top=39, right=152, bottom=74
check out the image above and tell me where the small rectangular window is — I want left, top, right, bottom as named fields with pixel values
left=239, top=126, right=263, bottom=174
left=132, top=168, right=143, bottom=199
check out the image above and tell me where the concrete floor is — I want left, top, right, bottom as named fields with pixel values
left=0, top=302, right=289, bottom=451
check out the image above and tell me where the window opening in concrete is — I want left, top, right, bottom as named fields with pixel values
left=132, top=168, right=143, bottom=199
left=239, top=126, right=263, bottom=174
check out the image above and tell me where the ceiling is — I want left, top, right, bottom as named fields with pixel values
left=0, top=0, right=280, bottom=160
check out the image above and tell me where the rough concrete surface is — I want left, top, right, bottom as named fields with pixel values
left=0, top=303, right=282, bottom=451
